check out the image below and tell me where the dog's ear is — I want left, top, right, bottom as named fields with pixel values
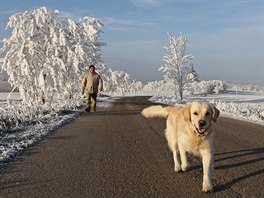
left=210, top=104, right=220, bottom=122
left=183, top=104, right=191, bottom=122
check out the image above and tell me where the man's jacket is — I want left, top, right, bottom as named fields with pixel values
left=81, top=72, right=103, bottom=94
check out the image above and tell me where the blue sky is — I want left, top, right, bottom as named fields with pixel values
left=0, top=0, right=263, bottom=83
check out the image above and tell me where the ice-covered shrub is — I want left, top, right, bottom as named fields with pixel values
left=190, top=80, right=226, bottom=95
left=227, top=82, right=263, bottom=92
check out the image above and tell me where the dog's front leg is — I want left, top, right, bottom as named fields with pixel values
left=172, top=149, right=181, bottom=172
left=200, top=149, right=214, bottom=192
left=179, top=145, right=188, bottom=171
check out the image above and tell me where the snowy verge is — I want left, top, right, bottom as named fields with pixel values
left=0, top=94, right=113, bottom=163
left=0, top=111, right=79, bottom=162
left=149, top=90, right=264, bottom=125
left=213, top=101, right=264, bottom=125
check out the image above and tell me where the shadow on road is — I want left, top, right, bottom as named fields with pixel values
left=215, top=147, right=264, bottom=170
left=0, top=147, right=43, bottom=192
left=0, top=178, right=48, bottom=191
left=214, top=147, right=264, bottom=193
left=214, top=168, right=264, bottom=193
left=0, top=135, right=75, bottom=192
left=215, top=147, right=264, bottom=158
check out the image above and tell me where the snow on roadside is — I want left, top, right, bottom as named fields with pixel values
left=214, top=101, right=264, bottom=124
left=0, top=112, right=79, bottom=162
left=150, top=90, right=264, bottom=125
left=0, top=94, right=113, bottom=162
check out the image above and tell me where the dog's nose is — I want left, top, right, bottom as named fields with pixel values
left=199, top=120, right=206, bottom=127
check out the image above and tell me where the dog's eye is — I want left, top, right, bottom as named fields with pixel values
left=193, top=112, right=198, bottom=116
left=205, top=112, right=210, bottom=116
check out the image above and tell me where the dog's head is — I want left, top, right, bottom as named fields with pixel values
left=183, top=102, right=220, bottom=136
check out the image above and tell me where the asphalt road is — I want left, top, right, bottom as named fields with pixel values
left=0, top=96, right=263, bottom=198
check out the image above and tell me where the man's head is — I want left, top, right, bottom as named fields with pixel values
left=89, top=65, right=95, bottom=74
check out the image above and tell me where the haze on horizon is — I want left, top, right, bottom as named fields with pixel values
left=0, top=0, right=263, bottom=83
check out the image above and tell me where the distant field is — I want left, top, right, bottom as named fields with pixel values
left=0, top=92, right=20, bottom=100
left=0, top=80, right=15, bottom=92
left=0, top=81, right=20, bottom=100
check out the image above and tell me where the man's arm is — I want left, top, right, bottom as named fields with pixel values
left=98, top=76, right=103, bottom=92
left=81, top=76, right=87, bottom=94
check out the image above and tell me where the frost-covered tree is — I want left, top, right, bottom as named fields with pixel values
left=131, top=80, right=143, bottom=95
left=159, top=32, right=193, bottom=100
left=190, top=80, right=226, bottom=95
left=100, top=68, right=142, bottom=96
left=142, top=80, right=166, bottom=96
left=107, top=70, right=134, bottom=95
left=0, top=7, right=104, bottom=105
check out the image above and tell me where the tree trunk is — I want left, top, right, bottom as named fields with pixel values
left=179, top=78, right=183, bottom=101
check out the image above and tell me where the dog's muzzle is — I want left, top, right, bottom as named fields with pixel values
left=195, top=120, right=208, bottom=135
left=195, top=126, right=207, bottom=135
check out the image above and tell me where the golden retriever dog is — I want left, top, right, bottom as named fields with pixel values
left=141, top=102, right=220, bottom=192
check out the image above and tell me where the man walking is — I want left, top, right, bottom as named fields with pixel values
left=81, top=65, right=103, bottom=112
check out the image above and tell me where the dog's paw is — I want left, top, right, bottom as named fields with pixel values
left=202, top=184, right=213, bottom=193
left=174, top=165, right=181, bottom=173
left=181, top=164, right=189, bottom=172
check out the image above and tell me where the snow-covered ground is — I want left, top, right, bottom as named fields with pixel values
left=150, top=89, right=264, bottom=125
left=0, top=89, right=263, bottom=164
left=0, top=92, right=21, bottom=101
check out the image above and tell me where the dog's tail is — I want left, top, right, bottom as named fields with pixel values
left=141, top=105, right=174, bottom=118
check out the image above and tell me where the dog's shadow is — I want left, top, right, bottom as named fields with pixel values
left=213, top=147, right=264, bottom=192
